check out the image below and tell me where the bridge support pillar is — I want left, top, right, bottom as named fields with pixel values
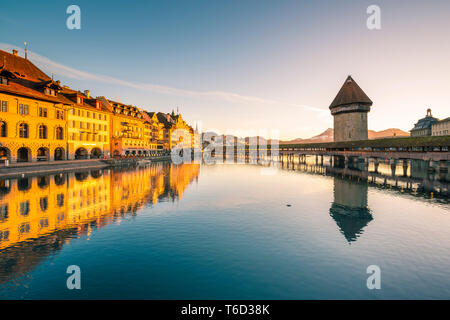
left=390, top=159, right=397, bottom=177
left=374, top=158, right=379, bottom=173
left=439, top=160, right=448, bottom=173
left=402, top=159, right=409, bottom=177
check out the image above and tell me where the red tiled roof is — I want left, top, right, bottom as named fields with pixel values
left=0, top=49, right=51, bottom=82
left=329, top=76, right=372, bottom=109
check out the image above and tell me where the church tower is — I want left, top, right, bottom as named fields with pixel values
left=329, top=76, right=373, bottom=142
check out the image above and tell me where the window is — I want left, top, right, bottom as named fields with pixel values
left=0, top=205, right=8, bottom=222
left=39, top=125, right=48, bottom=139
left=39, top=107, right=47, bottom=117
left=0, top=229, right=9, bottom=242
left=57, top=194, right=64, bottom=207
left=56, top=127, right=64, bottom=140
left=0, top=77, right=8, bottom=85
left=39, top=218, right=49, bottom=229
left=19, top=123, right=29, bottom=138
left=56, top=110, right=64, bottom=119
left=87, top=111, right=90, bottom=118
left=0, top=121, right=6, bottom=137
left=1, top=101, right=7, bottom=112
left=40, top=197, right=48, bottom=212
left=19, top=223, right=30, bottom=234
left=19, top=201, right=30, bottom=216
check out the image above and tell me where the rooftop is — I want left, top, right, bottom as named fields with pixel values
left=329, top=76, right=373, bottom=109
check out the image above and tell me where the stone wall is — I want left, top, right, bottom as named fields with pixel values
left=333, top=112, right=368, bottom=142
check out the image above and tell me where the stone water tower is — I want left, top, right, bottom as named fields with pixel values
left=329, top=76, right=373, bottom=142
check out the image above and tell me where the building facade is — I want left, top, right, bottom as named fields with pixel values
left=102, top=98, right=151, bottom=157
left=0, top=49, right=198, bottom=164
left=0, top=49, right=69, bottom=163
left=431, top=117, right=450, bottom=136
left=410, top=109, right=439, bottom=137
left=63, top=89, right=111, bottom=159
left=157, top=112, right=195, bottom=150
left=329, top=76, right=372, bottom=142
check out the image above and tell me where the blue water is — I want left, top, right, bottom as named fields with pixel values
left=0, top=161, right=449, bottom=299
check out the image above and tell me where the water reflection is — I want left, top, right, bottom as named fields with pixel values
left=329, top=178, right=372, bottom=243
left=0, top=162, right=200, bottom=284
left=278, top=155, right=449, bottom=243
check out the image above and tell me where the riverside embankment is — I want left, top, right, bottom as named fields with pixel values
left=0, top=156, right=172, bottom=179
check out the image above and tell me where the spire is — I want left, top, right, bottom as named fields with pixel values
left=329, top=75, right=372, bottom=109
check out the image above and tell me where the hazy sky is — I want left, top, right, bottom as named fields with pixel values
left=1, top=0, right=449, bottom=139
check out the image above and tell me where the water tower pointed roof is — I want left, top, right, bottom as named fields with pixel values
left=329, top=76, right=373, bottom=109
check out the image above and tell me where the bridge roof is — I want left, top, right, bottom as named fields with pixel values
left=329, top=76, right=373, bottom=109
left=280, top=135, right=450, bottom=149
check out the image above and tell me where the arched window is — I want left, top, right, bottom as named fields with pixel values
left=39, top=125, right=47, bottom=139
left=56, top=127, right=64, bottom=140
left=0, top=122, right=6, bottom=137
left=19, top=123, right=29, bottom=138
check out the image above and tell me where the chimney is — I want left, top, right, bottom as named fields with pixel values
left=12, top=49, right=18, bottom=56
left=84, top=90, right=90, bottom=98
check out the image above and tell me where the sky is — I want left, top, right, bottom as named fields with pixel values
left=1, top=0, right=449, bottom=140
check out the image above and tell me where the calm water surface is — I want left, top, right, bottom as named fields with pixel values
left=0, top=159, right=449, bottom=299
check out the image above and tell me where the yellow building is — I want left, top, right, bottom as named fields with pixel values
left=156, top=112, right=195, bottom=150
left=0, top=49, right=69, bottom=163
left=62, top=89, right=112, bottom=159
left=0, top=163, right=200, bottom=251
left=144, top=111, right=165, bottom=151
left=66, top=170, right=111, bottom=224
left=98, top=97, right=150, bottom=157
left=0, top=174, right=69, bottom=250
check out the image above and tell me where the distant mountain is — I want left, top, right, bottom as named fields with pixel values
left=280, top=128, right=409, bottom=144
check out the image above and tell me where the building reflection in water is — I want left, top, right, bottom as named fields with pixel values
left=279, top=154, right=449, bottom=243
left=329, top=178, right=372, bottom=243
left=0, top=163, right=200, bottom=284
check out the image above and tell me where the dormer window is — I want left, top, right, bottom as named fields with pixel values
left=77, top=97, right=83, bottom=104
left=0, top=77, right=8, bottom=85
left=44, top=88, right=56, bottom=96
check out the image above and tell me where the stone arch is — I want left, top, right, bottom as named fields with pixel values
left=113, top=150, right=121, bottom=158
left=75, top=147, right=88, bottom=160
left=90, top=147, right=102, bottom=159
left=17, top=177, right=31, bottom=191
left=54, top=147, right=65, bottom=161
left=17, top=147, right=31, bottom=162
left=54, top=174, right=66, bottom=186
left=0, top=179, right=11, bottom=197
left=0, top=147, right=11, bottom=162
left=90, top=170, right=103, bottom=179
left=37, top=175, right=50, bottom=188
left=75, top=172, right=89, bottom=181
left=37, top=147, right=50, bottom=161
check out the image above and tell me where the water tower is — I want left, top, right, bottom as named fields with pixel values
left=329, top=76, right=373, bottom=142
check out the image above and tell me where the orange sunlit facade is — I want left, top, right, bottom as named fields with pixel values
left=0, top=163, right=200, bottom=250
